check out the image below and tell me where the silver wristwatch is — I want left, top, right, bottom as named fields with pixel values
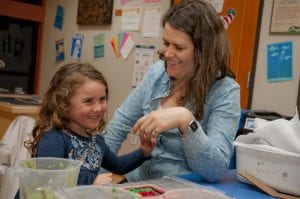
left=179, top=120, right=198, bottom=137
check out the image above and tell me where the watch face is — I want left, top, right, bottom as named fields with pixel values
left=190, top=121, right=198, bottom=132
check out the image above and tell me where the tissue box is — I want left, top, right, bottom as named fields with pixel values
left=235, top=141, right=300, bottom=196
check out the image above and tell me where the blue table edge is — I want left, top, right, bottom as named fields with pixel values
left=177, top=169, right=276, bottom=199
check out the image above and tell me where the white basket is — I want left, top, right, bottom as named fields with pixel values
left=235, top=141, right=300, bottom=196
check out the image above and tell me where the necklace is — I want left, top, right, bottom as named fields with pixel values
left=67, top=128, right=90, bottom=137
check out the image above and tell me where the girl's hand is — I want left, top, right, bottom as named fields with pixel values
left=93, top=173, right=112, bottom=185
left=139, top=132, right=157, bottom=157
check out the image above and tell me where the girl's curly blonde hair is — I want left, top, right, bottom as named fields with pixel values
left=26, top=63, right=109, bottom=156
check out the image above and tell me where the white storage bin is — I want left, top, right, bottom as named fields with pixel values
left=235, top=141, right=300, bottom=196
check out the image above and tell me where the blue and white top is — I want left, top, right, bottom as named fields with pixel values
left=37, top=129, right=150, bottom=185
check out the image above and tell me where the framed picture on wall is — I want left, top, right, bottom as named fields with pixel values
left=270, top=0, right=300, bottom=34
left=77, top=0, right=113, bottom=25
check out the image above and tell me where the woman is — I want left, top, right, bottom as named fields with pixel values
left=104, top=0, right=240, bottom=182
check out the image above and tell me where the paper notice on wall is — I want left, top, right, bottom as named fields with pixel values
left=143, top=7, right=161, bottom=37
left=55, top=38, right=65, bottom=62
left=267, top=41, right=293, bottom=82
left=120, top=0, right=133, bottom=6
left=54, top=5, right=64, bottom=30
left=144, top=0, right=161, bottom=2
left=121, top=7, right=141, bottom=31
left=71, top=33, right=84, bottom=60
left=111, top=37, right=120, bottom=58
left=205, top=0, right=224, bottom=13
left=120, top=34, right=135, bottom=60
left=93, top=33, right=104, bottom=59
left=132, top=45, right=155, bottom=87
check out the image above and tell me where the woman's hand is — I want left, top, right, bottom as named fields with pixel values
left=93, top=173, right=112, bottom=185
left=132, top=107, right=194, bottom=139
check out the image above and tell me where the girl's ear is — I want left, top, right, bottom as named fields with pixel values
left=61, top=103, right=70, bottom=119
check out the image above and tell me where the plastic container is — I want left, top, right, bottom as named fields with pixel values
left=235, top=141, right=300, bottom=196
left=161, top=188, right=231, bottom=199
left=18, top=157, right=82, bottom=199
left=56, top=185, right=141, bottom=199
left=124, top=184, right=166, bottom=198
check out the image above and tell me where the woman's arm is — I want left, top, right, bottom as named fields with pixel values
left=182, top=79, right=240, bottom=182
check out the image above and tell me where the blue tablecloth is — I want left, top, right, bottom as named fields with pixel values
left=177, top=170, right=276, bottom=199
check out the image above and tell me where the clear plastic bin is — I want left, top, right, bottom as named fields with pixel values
left=18, top=157, right=82, bottom=199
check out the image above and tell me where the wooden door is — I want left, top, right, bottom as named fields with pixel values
left=171, top=0, right=263, bottom=109
left=220, top=0, right=262, bottom=108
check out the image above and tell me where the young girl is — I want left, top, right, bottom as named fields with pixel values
left=25, top=63, right=155, bottom=185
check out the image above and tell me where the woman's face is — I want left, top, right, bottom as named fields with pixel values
left=161, top=23, right=195, bottom=81
left=66, top=79, right=107, bottom=133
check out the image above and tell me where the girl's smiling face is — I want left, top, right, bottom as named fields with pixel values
left=66, top=79, right=107, bottom=134
left=161, top=23, right=195, bottom=81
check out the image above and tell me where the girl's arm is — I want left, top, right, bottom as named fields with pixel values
left=101, top=147, right=151, bottom=175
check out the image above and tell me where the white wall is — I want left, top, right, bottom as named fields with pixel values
left=40, top=0, right=170, bottom=120
left=251, top=0, right=300, bottom=116
left=40, top=1, right=300, bottom=135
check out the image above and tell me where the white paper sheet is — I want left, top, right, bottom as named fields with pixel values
left=142, top=7, right=161, bottom=37
left=120, top=34, right=135, bottom=60
left=121, top=7, right=141, bottom=31
left=132, top=45, right=155, bottom=87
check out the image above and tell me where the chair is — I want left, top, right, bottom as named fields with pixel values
left=0, top=115, right=35, bottom=199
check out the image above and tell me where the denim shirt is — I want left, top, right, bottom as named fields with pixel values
left=103, top=60, right=241, bottom=182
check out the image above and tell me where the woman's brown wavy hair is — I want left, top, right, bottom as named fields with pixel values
left=25, top=63, right=109, bottom=156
